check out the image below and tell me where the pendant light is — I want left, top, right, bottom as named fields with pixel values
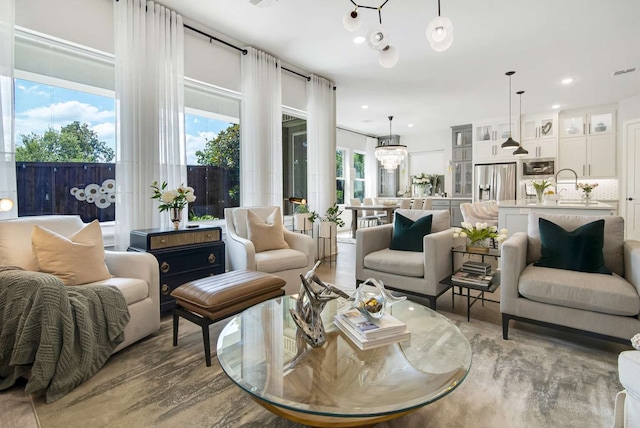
left=513, top=90, right=529, bottom=156
left=343, top=6, right=362, bottom=32
left=375, top=116, right=407, bottom=170
left=501, top=71, right=519, bottom=150
left=426, top=0, right=453, bottom=52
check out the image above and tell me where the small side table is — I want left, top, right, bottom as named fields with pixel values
left=440, top=245, right=501, bottom=321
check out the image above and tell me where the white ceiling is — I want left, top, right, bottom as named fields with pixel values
left=161, top=0, right=640, bottom=138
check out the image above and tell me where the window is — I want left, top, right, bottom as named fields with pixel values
left=353, top=152, right=365, bottom=201
left=185, top=108, right=240, bottom=220
left=336, top=149, right=345, bottom=204
left=282, top=113, right=307, bottom=215
left=14, top=77, right=116, bottom=222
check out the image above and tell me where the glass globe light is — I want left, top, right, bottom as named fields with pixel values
left=367, top=26, right=388, bottom=50
left=379, top=45, right=399, bottom=68
left=343, top=9, right=362, bottom=32
left=426, top=16, right=453, bottom=52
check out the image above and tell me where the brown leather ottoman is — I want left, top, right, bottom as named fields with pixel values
left=171, top=270, right=286, bottom=366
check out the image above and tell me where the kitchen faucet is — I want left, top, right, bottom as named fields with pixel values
left=555, top=168, right=579, bottom=190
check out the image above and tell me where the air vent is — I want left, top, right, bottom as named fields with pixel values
left=612, top=67, right=637, bottom=76
left=247, top=0, right=277, bottom=7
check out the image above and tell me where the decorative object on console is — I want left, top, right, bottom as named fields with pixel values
left=501, top=71, right=520, bottom=150
left=426, top=0, right=454, bottom=52
left=512, top=90, right=529, bottom=156
left=351, top=277, right=406, bottom=319
left=578, top=182, right=599, bottom=203
left=375, top=116, right=407, bottom=170
left=453, top=221, right=508, bottom=253
left=412, top=172, right=432, bottom=196
left=150, top=181, right=196, bottom=229
left=342, top=0, right=399, bottom=67
left=289, top=261, right=352, bottom=348
left=531, top=177, right=554, bottom=203
left=70, top=179, right=116, bottom=209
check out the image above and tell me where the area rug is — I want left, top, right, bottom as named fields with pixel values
left=31, top=311, right=625, bottom=428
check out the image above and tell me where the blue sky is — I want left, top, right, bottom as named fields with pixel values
left=15, top=78, right=232, bottom=164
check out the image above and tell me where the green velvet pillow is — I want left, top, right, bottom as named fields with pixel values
left=534, top=218, right=611, bottom=275
left=390, top=213, right=433, bottom=252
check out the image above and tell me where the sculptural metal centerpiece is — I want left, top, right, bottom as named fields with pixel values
left=289, top=261, right=351, bottom=349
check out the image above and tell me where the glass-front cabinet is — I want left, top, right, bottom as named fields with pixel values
left=559, top=108, right=615, bottom=138
left=522, top=113, right=557, bottom=141
left=451, top=124, right=473, bottom=197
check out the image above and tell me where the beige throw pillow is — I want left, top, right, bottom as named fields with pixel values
left=31, top=220, right=111, bottom=286
left=246, top=209, right=289, bottom=253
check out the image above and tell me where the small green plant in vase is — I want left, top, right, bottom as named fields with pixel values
left=531, top=178, right=554, bottom=203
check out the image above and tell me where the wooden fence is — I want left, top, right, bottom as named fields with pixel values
left=16, top=162, right=239, bottom=222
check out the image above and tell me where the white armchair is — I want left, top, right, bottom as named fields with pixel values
left=224, top=206, right=315, bottom=295
left=614, top=350, right=640, bottom=428
left=0, top=215, right=160, bottom=353
left=356, top=209, right=463, bottom=310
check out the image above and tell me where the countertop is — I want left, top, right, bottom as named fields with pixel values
left=379, top=197, right=472, bottom=201
left=497, top=200, right=614, bottom=210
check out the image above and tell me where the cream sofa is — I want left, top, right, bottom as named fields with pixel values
left=501, top=213, right=640, bottom=343
left=224, top=206, right=315, bottom=295
left=0, top=215, right=160, bottom=353
left=355, top=209, right=461, bottom=310
left=614, top=350, right=640, bottom=428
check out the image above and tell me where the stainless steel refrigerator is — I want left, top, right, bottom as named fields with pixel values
left=474, top=162, right=517, bottom=202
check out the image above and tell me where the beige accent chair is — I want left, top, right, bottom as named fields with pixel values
left=224, top=206, right=315, bottom=295
left=356, top=209, right=462, bottom=309
left=614, top=350, right=640, bottom=428
left=501, top=213, right=640, bottom=343
left=0, top=215, right=160, bottom=353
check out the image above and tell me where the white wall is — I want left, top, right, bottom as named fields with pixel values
left=399, top=128, right=452, bottom=195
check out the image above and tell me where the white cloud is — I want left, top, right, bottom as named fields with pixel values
left=15, top=101, right=114, bottom=146
left=17, top=84, right=48, bottom=97
left=186, top=131, right=218, bottom=165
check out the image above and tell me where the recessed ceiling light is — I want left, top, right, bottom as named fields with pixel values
left=361, top=105, right=368, bottom=109
left=353, top=36, right=366, bottom=44
left=552, top=104, right=560, bottom=109
left=561, top=78, right=574, bottom=85
left=408, top=124, right=414, bottom=127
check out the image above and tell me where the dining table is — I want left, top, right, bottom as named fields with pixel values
left=344, top=204, right=399, bottom=238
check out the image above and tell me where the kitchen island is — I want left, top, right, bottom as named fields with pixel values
left=498, top=199, right=615, bottom=234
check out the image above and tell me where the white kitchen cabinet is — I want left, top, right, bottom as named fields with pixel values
left=521, top=138, right=557, bottom=159
left=558, top=134, right=616, bottom=178
left=473, top=140, right=514, bottom=162
left=559, top=108, right=615, bottom=138
left=558, top=106, right=617, bottom=178
left=522, top=113, right=557, bottom=141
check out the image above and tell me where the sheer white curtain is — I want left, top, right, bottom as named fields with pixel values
left=114, top=0, right=186, bottom=249
left=365, top=136, right=378, bottom=199
left=240, top=47, right=282, bottom=207
left=306, top=74, right=336, bottom=216
left=0, top=0, right=16, bottom=219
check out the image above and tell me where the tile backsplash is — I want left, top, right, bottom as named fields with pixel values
left=521, top=178, right=618, bottom=201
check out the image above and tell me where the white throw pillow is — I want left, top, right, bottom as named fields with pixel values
left=31, top=220, right=111, bottom=286
left=246, top=209, right=289, bottom=253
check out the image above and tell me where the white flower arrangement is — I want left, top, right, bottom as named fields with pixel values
left=631, top=333, right=640, bottom=350
left=453, top=222, right=509, bottom=245
left=150, top=181, right=196, bottom=212
left=412, top=173, right=431, bottom=186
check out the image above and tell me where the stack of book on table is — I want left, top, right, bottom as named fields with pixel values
left=451, top=261, right=493, bottom=287
left=333, top=309, right=410, bottom=350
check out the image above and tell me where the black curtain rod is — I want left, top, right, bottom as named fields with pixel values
left=337, top=127, right=376, bottom=138
left=115, top=2, right=314, bottom=82
left=183, top=24, right=311, bottom=81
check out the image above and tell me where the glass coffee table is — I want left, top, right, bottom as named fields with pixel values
left=216, top=296, right=472, bottom=427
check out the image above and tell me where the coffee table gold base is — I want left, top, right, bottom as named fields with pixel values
left=251, top=396, right=418, bottom=427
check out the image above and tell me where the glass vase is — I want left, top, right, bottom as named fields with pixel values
left=582, top=192, right=592, bottom=204
left=535, top=188, right=544, bottom=204
left=466, top=238, right=490, bottom=254
left=170, top=207, right=182, bottom=229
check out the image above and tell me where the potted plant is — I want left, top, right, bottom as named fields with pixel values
left=316, top=203, right=345, bottom=238
left=293, top=202, right=316, bottom=232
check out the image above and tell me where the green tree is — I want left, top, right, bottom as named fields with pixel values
left=195, top=123, right=240, bottom=201
left=16, top=121, right=114, bottom=162
left=195, top=124, right=239, bottom=168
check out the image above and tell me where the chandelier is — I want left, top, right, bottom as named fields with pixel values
left=375, top=116, right=407, bottom=171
